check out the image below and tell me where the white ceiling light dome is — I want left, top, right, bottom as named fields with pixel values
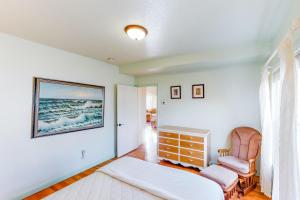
left=124, top=25, right=148, bottom=40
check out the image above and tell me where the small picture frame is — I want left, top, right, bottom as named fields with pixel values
left=192, top=84, right=205, bottom=98
left=170, top=86, right=181, bottom=99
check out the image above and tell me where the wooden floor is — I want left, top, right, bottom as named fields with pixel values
left=25, top=126, right=271, bottom=200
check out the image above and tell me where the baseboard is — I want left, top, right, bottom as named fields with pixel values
left=17, top=156, right=116, bottom=200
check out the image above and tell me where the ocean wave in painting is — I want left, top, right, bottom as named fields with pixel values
left=37, top=98, right=103, bottom=135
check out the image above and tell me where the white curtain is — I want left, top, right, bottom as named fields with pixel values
left=276, top=33, right=300, bottom=200
left=260, top=19, right=300, bottom=200
left=271, top=68, right=280, bottom=200
left=259, top=67, right=273, bottom=197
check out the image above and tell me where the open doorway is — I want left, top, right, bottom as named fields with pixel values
left=137, top=86, right=158, bottom=162
left=146, top=86, right=158, bottom=129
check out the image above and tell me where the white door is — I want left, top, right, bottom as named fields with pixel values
left=117, top=85, right=139, bottom=157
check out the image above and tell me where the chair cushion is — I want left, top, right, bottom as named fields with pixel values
left=231, top=127, right=261, bottom=161
left=218, top=156, right=249, bottom=174
left=201, top=165, right=238, bottom=190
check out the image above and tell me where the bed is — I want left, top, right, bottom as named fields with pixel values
left=44, top=157, right=224, bottom=200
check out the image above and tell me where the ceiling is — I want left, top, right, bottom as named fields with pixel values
left=0, top=0, right=295, bottom=75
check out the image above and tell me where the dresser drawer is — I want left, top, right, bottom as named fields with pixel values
left=159, top=151, right=179, bottom=161
left=180, top=141, right=204, bottom=150
left=159, top=137, right=179, bottom=146
left=180, top=135, right=204, bottom=143
left=180, top=156, right=204, bottom=167
left=180, top=148, right=204, bottom=159
left=159, top=131, right=179, bottom=139
left=159, top=144, right=179, bottom=153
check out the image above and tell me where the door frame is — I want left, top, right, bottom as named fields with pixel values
left=115, top=84, right=159, bottom=157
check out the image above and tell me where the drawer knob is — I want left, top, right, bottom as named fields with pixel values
left=189, top=159, right=193, bottom=161
left=189, top=144, right=193, bottom=147
left=166, top=147, right=170, bottom=150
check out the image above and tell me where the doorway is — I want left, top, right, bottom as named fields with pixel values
left=137, top=86, right=158, bottom=162
left=117, top=85, right=158, bottom=160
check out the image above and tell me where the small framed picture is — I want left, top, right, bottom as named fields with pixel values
left=170, top=86, right=181, bottom=99
left=192, top=84, right=205, bottom=98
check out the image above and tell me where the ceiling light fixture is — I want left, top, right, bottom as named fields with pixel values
left=124, top=25, right=148, bottom=40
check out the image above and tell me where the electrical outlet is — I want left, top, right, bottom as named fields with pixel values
left=81, top=150, right=85, bottom=159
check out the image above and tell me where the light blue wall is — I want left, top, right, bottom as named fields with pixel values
left=136, top=64, right=262, bottom=162
left=0, top=33, right=133, bottom=199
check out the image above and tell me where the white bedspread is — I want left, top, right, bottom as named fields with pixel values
left=44, top=171, right=161, bottom=200
left=99, top=157, right=223, bottom=200
left=44, top=157, right=224, bottom=200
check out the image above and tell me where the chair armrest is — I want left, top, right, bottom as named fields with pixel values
left=218, top=148, right=230, bottom=157
left=248, top=158, right=256, bottom=173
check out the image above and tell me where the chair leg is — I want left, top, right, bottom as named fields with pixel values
left=238, top=175, right=257, bottom=195
left=224, top=183, right=239, bottom=200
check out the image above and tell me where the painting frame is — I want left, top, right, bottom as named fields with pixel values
left=31, top=77, right=105, bottom=138
left=170, top=85, right=181, bottom=99
left=192, top=84, right=205, bottom=98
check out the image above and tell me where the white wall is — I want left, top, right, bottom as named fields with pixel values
left=0, top=33, right=133, bottom=199
left=118, top=73, right=135, bottom=85
left=136, top=65, right=261, bottom=162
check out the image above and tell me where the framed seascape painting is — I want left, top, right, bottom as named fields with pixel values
left=192, top=84, right=205, bottom=98
left=170, top=86, right=181, bottom=99
left=31, top=78, right=105, bottom=138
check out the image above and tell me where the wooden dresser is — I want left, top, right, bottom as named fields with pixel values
left=158, top=125, right=210, bottom=170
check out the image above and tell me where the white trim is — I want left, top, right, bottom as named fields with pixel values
left=158, top=156, right=204, bottom=170
left=158, top=142, right=178, bottom=148
left=158, top=150, right=178, bottom=156
left=179, top=146, right=204, bottom=152
left=180, top=139, right=203, bottom=144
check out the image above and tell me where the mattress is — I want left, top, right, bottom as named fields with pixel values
left=44, top=157, right=224, bottom=200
